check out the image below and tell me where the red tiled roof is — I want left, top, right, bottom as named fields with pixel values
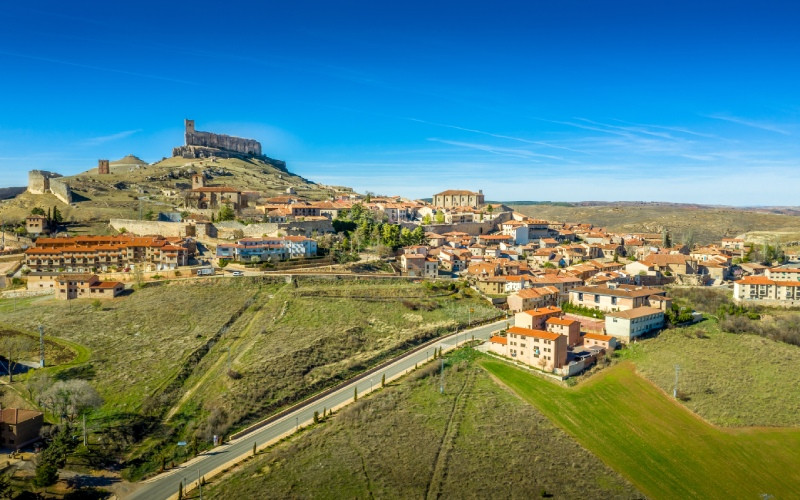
left=507, top=326, right=561, bottom=341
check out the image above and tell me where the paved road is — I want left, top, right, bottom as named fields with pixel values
left=124, top=318, right=508, bottom=500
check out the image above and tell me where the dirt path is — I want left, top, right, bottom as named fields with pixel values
left=424, top=367, right=475, bottom=500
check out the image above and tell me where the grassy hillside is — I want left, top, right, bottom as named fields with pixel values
left=511, top=203, right=800, bottom=245
left=0, top=155, right=337, bottom=224
left=620, top=320, right=800, bottom=427
left=0, top=278, right=502, bottom=480
left=204, top=349, right=639, bottom=499
left=483, top=359, right=800, bottom=499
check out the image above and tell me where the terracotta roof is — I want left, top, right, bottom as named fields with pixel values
left=489, top=335, right=507, bottom=345
left=520, top=306, right=562, bottom=317
left=0, top=408, right=42, bottom=425
left=434, top=190, right=482, bottom=196
left=91, top=281, right=123, bottom=289
left=546, top=317, right=578, bottom=326
left=584, top=332, right=613, bottom=342
left=507, top=326, right=561, bottom=341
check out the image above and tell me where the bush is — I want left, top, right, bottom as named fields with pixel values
left=33, top=462, right=58, bottom=487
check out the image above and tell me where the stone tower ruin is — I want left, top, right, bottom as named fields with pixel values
left=98, top=159, right=110, bottom=175
left=192, top=173, right=206, bottom=190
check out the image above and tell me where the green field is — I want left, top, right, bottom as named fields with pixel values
left=204, top=349, right=638, bottom=499
left=482, top=359, right=800, bottom=499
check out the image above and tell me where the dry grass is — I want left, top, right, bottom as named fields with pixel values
left=203, top=349, right=639, bottom=499
left=620, top=320, right=800, bottom=427
left=0, top=279, right=258, bottom=416
left=511, top=203, right=800, bottom=245
left=176, top=281, right=502, bottom=444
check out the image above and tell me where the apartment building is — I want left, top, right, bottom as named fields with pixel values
left=25, top=235, right=190, bottom=272
left=505, top=326, right=567, bottom=371
left=55, top=273, right=124, bottom=300
left=507, top=286, right=559, bottom=312
left=604, top=307, right=665, bottom=342
left=545, top=316, right=581, bottom=346
left=733, top=275, right=800, bottom=306
left=216, top=235, right=317, bottom=261
left=514, top=306, right=562, bottom=330
left=568, top=284, right=669, bottom=312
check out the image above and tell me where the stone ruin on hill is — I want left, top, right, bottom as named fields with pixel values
left=172, top=118, right=285, bottom=166
left=27, top=170, right=72, bottom=204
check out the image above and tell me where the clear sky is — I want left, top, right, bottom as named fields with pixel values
left=2, top=1, right=799, bottom=205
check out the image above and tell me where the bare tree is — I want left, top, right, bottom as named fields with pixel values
left=0, top=335, right=35, bottom=382
left=40, top=380, right=103, bottom=423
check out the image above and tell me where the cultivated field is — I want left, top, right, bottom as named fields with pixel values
left=204, top=349, right=639, bottom=499
left=482, top=359, right=800, bottom=499
left=511, top=203, right=800, bottom=245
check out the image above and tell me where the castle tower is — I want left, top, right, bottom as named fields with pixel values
left=184, top=119, right=196, bottom=147
left=98, top=159, right=110, bottom=175
left=192, top=173, right=205, bottom=190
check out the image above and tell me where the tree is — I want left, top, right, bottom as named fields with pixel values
left=434, top=211, right=445, bottom=224
left=31, top=207, right=46, bottom=216
left=662, top=228, right=671, bottom=248
left=40, top=379, right=103, bottom=423
left=353, top=386, right=358, bottom=401
left=313, top=411, right=319, bottom=424
left=399, top=227, right=413, bottom=247
left=381, top=373, right=386, bottom=387
left=0, top=335, right=35, bottom=383
left=52, top=205, right=63, bottom=224
left=381, top=224, right=400, bottom=249
left=486, top=204, right=494, bottom=215
left=422, top=214, right=431, bottom=225
left=218, top=203, right=236, bottom=222
left=411, top=226, right=427, bottom=246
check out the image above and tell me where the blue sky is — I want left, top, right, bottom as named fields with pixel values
left=2, top=1, right=799, bottom=204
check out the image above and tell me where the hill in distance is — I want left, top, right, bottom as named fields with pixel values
left=0, top=153, right=343, bottom=224
left=510, top=202, right=800, bottom=246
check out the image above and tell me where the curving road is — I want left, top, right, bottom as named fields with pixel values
left=123, top=318, right=509, bottom=500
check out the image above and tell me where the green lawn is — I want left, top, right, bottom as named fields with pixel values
left=481, top=359, right=800, bottom=499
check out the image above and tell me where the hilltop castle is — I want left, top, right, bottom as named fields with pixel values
left=172, top=119, right=263, bottom=159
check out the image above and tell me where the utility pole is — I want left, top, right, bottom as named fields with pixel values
left=198, top=468, right=203, bottom=500
left=439, top=356, right=444, bottom=394
left=39, top=325, right=45, bottom=368
left=673, top=364, right=680, bottom=398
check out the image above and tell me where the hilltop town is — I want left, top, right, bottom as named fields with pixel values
left=1, top=121, right=800, bottom=498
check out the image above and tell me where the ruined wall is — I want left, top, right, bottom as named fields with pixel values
left=49, top=179, right=73, bottom=204
left=27, top=170, right=56, bottom=194
left=98, top=159, right=110, bottom=175
left=109, top=219, right=192, bottom=237
left=27, top=170, right=71, bottom=204
left=184, top=119, right=261, bottom=156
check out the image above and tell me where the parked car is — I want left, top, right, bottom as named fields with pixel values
left=231, top=271, right=244, bottom=277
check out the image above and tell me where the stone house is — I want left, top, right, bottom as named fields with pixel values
left=0, top=408, right=44, bottom=449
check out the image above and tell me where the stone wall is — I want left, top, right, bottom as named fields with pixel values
left=27, top=170, right=72, bottom=204
left=400, top=211, right=511, bottom=236
left=49, top=179, right=73, bottom=204
left=27, top=170, right=59, bottom=194
left=184, top=119, right=261, bottom=156
left=109, top=219, right=193, bottom=237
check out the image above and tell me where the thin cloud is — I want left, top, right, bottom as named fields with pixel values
left=0, top=50, right=199, bottom=85
left=705, top=114, right=792, bottom=135
left=82, top=129, right=142, bottom=146
left=408, top=118, right=588, bottom=154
